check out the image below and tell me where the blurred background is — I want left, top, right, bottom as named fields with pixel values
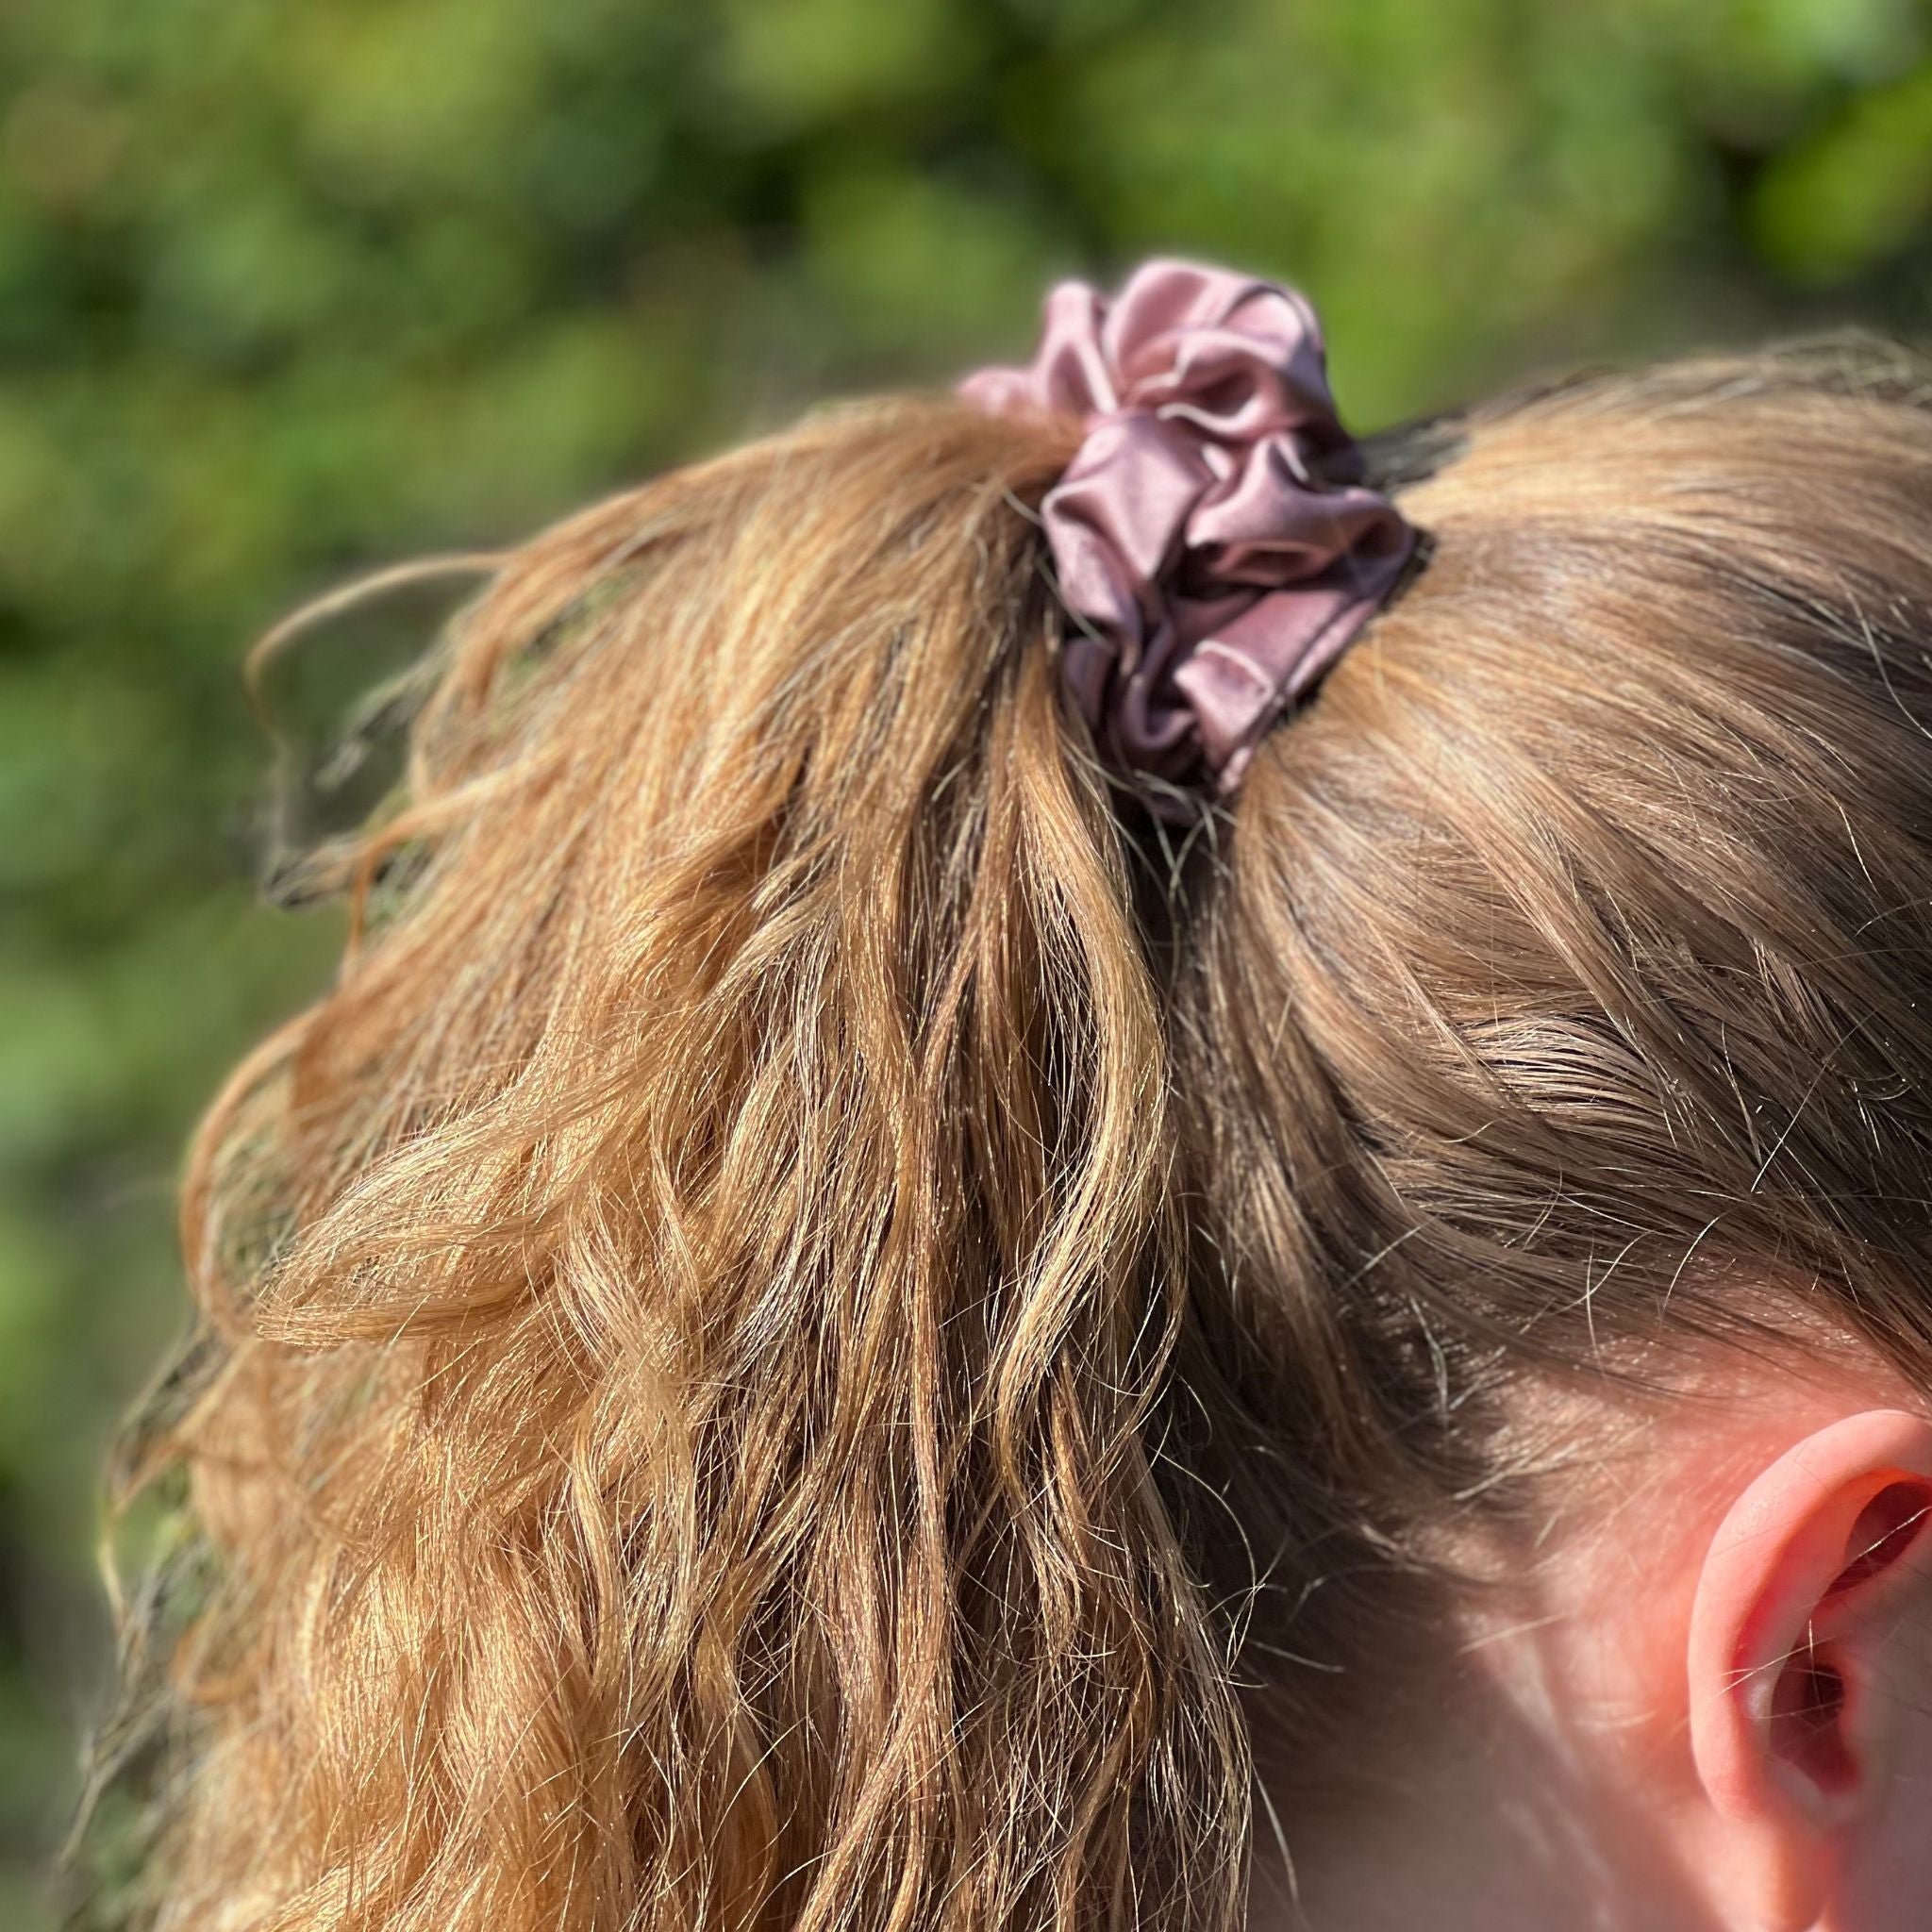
left=4, top=0, right=1932, bottom=1921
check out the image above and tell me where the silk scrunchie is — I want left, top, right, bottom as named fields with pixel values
left=956, top=257, right=1419, bottom=816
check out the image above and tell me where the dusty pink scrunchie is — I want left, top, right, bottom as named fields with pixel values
left=957, top=257, right=1418, bottom=816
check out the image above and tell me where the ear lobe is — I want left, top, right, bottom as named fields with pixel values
left=1687, top=1407, right=1932, bottom=1932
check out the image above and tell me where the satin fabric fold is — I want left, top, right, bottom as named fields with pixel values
left=957, top=258, right=1418, bottom=813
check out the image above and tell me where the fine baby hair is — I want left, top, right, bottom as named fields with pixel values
left=89, top=259, right=1932, bottom=1932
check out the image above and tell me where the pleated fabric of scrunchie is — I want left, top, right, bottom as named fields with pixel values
left=957, top=257, right=1419, bottom=818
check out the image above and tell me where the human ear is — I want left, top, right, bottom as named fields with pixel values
left=1687, top=1407, right=1932, bottom=1932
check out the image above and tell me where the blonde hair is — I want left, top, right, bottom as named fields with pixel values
left=86, top=332, right=1932, bottom=1931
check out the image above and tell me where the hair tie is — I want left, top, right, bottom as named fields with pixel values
left=957, top=257, right=1419, bottom=818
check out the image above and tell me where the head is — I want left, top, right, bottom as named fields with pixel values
left=90, top=323, right=1932, bottom=1932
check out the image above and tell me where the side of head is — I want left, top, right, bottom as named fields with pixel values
left=89, top=335, right=1932, bottom=1932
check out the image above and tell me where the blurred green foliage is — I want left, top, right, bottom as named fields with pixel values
left=3, top=0, right=1931, bottom=1922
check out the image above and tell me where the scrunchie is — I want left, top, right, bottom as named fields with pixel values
left=956, top=257, right=1419, bottom=816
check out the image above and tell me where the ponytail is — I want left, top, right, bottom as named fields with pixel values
left=108, top=394, right=1254, bottom=1932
